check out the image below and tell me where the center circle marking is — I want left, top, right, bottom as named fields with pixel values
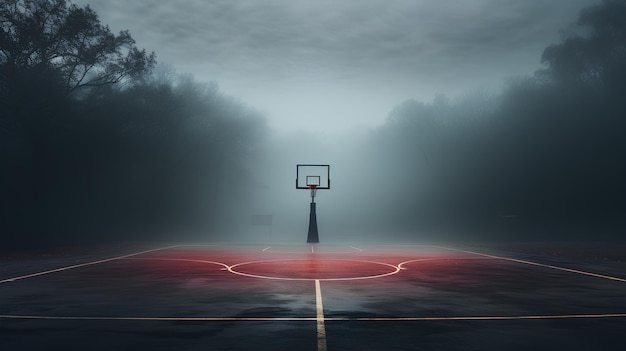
left=228, top=259, right=400, bottom=281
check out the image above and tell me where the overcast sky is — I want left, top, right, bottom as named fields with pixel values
left=75, top=0, right=599, bottom=133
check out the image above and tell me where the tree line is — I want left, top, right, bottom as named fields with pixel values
left=2, top=0, right=624, bottom=247
left=1, top=0, right=267, bottom=247
left=357, top=0, right=625, bottom=241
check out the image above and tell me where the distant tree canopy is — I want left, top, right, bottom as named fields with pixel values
left=0, top=0, right=155, bottom=94
left=0, top=1, right=267, bottom=248
left=359, top=0, right=626, bottom=241
left=540, top=0, right=626, bottom=91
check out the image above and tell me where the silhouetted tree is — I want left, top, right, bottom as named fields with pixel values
left=540, top=0, right=626, bottom=92
left=0, top=0, right=155, bottom=95
left=0, top=2, right=268, bottom=248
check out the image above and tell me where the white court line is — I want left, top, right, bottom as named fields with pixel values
left=0, top=245, right=182, bottom=284
left=0, top=315, right=316, bottom=321
left=315, top=279, right=327, bottom=351
left=337, top=313, right=626, bottom=321
left=435, top=246, right=626, bottom=283
left=227, top=259, right=401, bottom=281
left=334, top=313, right=626, bottom=321
left=3, top=313, right=626, bottom=322
left=261, top=245, right=362, bottom=254
left=124, top=257, right=230, bottom=269
left=397, top=256, right=490, bottom=269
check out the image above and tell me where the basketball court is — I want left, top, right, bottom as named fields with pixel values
left=2, top=166, right=624, bottom=349
left=1, top=243, right=625, bottom=350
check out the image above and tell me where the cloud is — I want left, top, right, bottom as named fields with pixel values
left=76, top=0, right=599, bottom=131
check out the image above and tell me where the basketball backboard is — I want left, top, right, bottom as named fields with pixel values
left=296, top=164, right=330, bottom=189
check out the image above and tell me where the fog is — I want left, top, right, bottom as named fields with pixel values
left=74, top=0, right=598, bottom=133
left=240, top=129, right=375, bottom=243
left=1, top=0, right=625, bottom=248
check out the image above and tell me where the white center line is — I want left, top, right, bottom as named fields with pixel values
left=262, top=246, right=271, bottom=252
left=311, top=246, right=315, bottom=253
left=315, top=279, right=327, bottom=351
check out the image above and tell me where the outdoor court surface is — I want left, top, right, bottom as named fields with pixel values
left=1, top=243, right=625, bottom=350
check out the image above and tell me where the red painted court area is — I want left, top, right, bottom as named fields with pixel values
left=1, top=244, right=626, bottom=350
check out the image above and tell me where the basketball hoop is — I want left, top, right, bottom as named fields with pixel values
left=308, top=184, right=318, bottom=200
left=295, top=164, right=330, bottom=244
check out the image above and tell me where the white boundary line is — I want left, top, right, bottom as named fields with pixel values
left=2, top=313, right=626, bottom=322
left=0, top=245, right=182, bottom=284
left=434, top=246, right=626, bottom=283
left=0, top=315, right=316, bottom=321
left=315, top=279, right=327, bottom=351
left=3, top=244, right=626, bottom=333
left=342, top=314, right=626, bottom=321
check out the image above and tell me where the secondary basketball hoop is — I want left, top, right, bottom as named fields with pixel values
left=296, top=164, right=330, bottom=243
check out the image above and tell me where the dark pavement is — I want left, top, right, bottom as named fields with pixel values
left=1, top=244, right=625, bottom=350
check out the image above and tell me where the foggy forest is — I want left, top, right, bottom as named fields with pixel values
left=1, top=0, right=624, bottom=248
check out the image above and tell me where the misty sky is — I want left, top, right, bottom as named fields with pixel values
left=75, top=0, right=598, bottom=133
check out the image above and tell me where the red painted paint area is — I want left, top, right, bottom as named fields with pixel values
left=3, top=244, right=626, bottom=351
left=117, top=246, right=477, bottom=283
